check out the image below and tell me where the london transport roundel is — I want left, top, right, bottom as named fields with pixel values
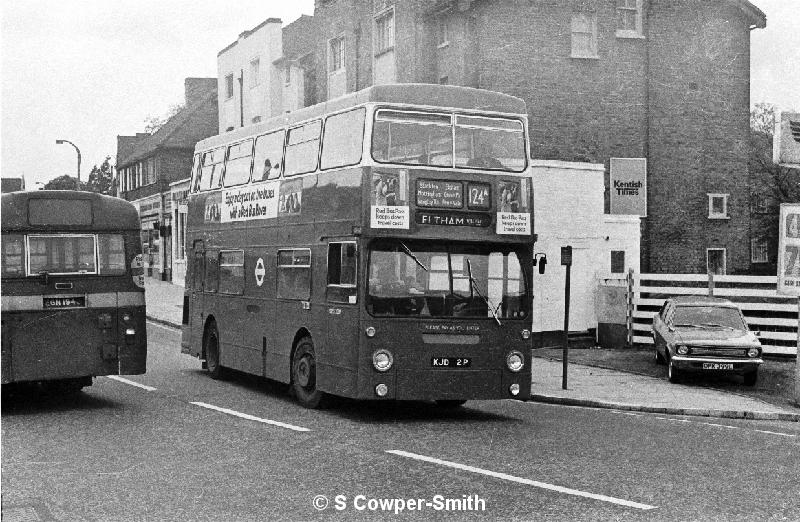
left=255, top=257, right=265, bottom=287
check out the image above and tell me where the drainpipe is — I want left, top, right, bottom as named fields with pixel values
left=239, top=69, right=244, bottom=128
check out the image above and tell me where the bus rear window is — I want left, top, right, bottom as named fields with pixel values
left=29, top=199, right=92, bottom=225
left=99, top=234, right=126, bottom=275
left=28, top=234, right=97, bottom=275
left=2, top=234, right=25, bottom=277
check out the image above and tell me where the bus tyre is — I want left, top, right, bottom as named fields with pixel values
left=435, top=400, right=467, bottom=409
left=204, top=322, right=225, bottom=380
left=291, top=338, right=327, bottom=409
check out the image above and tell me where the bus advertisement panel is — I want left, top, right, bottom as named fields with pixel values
left=181, top=84, right=535, bottom=408
left=1, top=191, right=147, bottom=392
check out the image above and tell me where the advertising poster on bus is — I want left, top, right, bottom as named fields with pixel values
left=777, top=203, right=800, bottom=295
left=371, top=171, right=409, bottom=229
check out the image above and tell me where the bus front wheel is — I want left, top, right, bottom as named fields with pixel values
left=291, top=338, right=327, bottom=409
left=204, top=322, right=225, bottom=380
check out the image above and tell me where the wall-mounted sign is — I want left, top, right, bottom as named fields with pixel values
left=610, top=158, right=647, bottom=216
left=416, top=179, right=463, bottom=208
left=777, top=203, right=800, bottom=295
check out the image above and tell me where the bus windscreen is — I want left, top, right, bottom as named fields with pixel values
left=367, top=240, right=528, bottom=319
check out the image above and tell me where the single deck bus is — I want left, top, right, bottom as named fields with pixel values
left=181, top=84, right=536, bottom=408
left=1, top=190, right=147, bottom=392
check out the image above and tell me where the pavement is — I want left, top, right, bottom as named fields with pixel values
left=144, top=278, right=800, bottom=422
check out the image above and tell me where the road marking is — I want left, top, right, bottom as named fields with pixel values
left=386, top=449, right=657, bottom=511
left=190, top=401, right=310, bottom=432
left=106, top=375, right=157, bottom=391
left=610, top=410, right=796, bottom=438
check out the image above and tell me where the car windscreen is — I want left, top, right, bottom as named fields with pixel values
left=672, top=305, right=747, bottom=330
left=367, top=240, right=529, bottom=319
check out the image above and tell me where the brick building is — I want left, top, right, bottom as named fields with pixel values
left=259, top=0, right=766, bottom=274
left=116, top=78, right=218, bottom=280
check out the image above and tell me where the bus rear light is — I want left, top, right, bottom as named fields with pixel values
left=506, top=351, right=524, bottom=372
left=521, top=329, right=531, bottom=340
left=509, top=383, right=520, bottom=396
left=122, top=313, right=132, bottom=322
left=365, top=326, right=376, bottom=338
left=372, top=349, right=393, bottom=372
left=375, top=383, right=388, bottom=397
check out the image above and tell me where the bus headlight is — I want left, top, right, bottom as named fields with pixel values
left=506, top=351, right=524, bottom=372
left=365, top=326, right=376, bottom=338
left=521, top=329, right=531, bottom=340
left=373, top=349, right=393, bottom=372
left=676, top=345, right=689, bottom=355
left=509, top=383, right=520, bottom=396
left=125, top=328, right=136, bottom=336
left=375, top=383, right=388, bottom=397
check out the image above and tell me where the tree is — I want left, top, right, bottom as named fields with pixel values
left=144, top=103, right=184, bottom=134
left=43, top=174, right=83, bottom=191
left=85, top=156, right=114, bottom=195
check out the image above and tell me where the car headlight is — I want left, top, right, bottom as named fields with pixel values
left=747, top=347, right=760, bottom=358
left=372, top=349, right=393, bottom=372
left=676, top=345, right=689, bottom=355
left=506, top=351, right=524, bottom=372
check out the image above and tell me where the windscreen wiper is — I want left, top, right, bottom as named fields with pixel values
left=467, top=259, right=501, bottom=326
left=399, top=241, right=428, bottom=272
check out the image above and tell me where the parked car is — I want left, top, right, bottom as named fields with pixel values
left=652, top=296, right=763, bottom=385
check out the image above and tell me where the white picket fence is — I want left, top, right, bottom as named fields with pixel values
left=630, top=273, right=798, bottom=356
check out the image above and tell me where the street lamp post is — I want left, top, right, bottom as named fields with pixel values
left=56, top=139, right=81, bottom=190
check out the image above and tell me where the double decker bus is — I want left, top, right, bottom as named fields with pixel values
left=181, top=84, right=535, bottom=408
left=1, top=191, right=147, bottom=392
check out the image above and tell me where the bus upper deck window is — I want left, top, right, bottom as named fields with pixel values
left=223, top=139, right=254, bottom=187
left=454, top=115, right=526, bottom=172
left=320, top=108, right=366, bottom=170
left=200, top=148, right=225, bottom=191
left=252, top=130, right=285, bottom=182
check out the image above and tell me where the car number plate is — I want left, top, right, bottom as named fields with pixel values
left=431, top=357, right=471, bottom=368
left=702, top=363, right=734, bottom=370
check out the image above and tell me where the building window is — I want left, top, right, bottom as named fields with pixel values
left=374, top=8, right=394, bottom=54
left=707, top=248, right=726, bottom=275
left=611, top=250, right=625, bottom=273
left=708, top=193, right=729, bottom=219
left=616, top=0, right=643, bottom=38
left=439, top=76, right=449, bottom=85
left=250, top=58, right=260, bottom=88
left=571, top=12, right=598, bottom=59
left=225, top=74, right=234, bottom=99
left=751, top=238, right=769, bottom=263
left=329, top=36, right=345, bottom=73
left=751, top=193, right=768, bottom=214
left=437, top=18, right=449, bottom=47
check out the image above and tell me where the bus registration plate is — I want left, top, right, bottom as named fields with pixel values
left=43, top=296, right=86, bottom=308
left=431, top=357, right=471, bottom=368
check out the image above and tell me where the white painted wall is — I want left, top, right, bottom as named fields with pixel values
left=217, top=20, right=283, bottom=133
left=531, top=160, right=641, bottom=335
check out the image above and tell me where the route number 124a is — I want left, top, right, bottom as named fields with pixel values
left=469, top=185, right=490, bottom=208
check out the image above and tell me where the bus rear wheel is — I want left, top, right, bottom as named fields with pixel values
left=204, top=322, right=225, bottom=380
left=291, top=338, right=327, bottom=409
